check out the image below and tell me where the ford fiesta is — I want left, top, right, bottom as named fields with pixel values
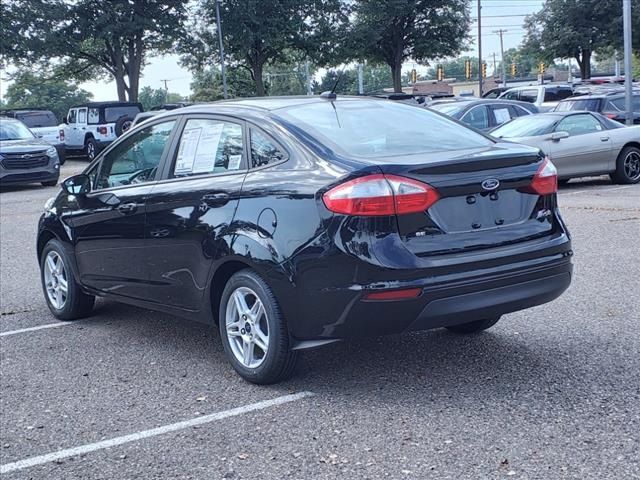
left=38, top=97, right=573, bottom=384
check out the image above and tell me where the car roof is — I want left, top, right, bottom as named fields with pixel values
left=503, top=84, right=572, bottom=92
left=430, top=98, right=535, bottom=109
left=0, top=108, right=55, bottom=114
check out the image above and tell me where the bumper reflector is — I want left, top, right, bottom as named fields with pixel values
left=363, top=288, right=422, bottom=301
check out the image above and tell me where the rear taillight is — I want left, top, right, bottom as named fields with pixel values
left=604, top=113, right=618, bottom=119
left=98, top=126, right=108, bottom=135
left=58, top=129, right=64, bottom=141
left=522, top=157, right=557, bottom=195
left=322, top=174, right=440, bottom=216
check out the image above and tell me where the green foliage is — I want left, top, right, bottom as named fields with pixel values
left=2, top=70, right=93, bottom=122
left=1, top=0, right=187, bottom=101
left=182, top=0, right=348, bottom=96
left=138, top=87, right=184, bottom=110
left=426, top=56, right=478, bottom=80
left=350, top=0, right=471, bottom=92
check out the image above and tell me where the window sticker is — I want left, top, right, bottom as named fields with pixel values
left=228, top=154, right=242, bottom=170
left=174, top=127, right=202, bottom=174
left=192, top=123, right=224, bottom=173
left=494, top=108, right=511, bottom=125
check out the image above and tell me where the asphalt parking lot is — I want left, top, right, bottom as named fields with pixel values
left=1, top=160, right=639, bottom=479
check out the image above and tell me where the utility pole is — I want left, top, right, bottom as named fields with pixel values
left=477, top=0, right=483, bottom=96
left=623, top=0, right=633, bottom=125
left=493, top=29, right=508, bottom=87
left=492, top=52, right=497, bottom=74
left=305, top=60, right=312, bottom=96
left=215, top=0, right=228, bottom=99
left=357, top=63, right=364, bottom=95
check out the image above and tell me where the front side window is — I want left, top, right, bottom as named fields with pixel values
left=95, top=120, right=175, bottom=189
left=501, top=90, right=520, bottom=101
left=68, top=109, right=77, bottom=124
left=250, top=130, right=287, bottom=168
left=173, top=119, right=244, bottom=177
left=519, top=90, right=539, bottom=104
left=555, top=114, right=603, bottom=136
left=491, top=115, right=559, bottom=138
left=491, top=106, right=513, bottom=126
left=461, top=106, right=489, bottom=130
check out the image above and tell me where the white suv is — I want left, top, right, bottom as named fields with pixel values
left=499, top=85, right=574, bottom=111
left=63, top=102, right=143, bottom=160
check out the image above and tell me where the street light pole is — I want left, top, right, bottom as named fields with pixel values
left=622, top=0, right=633, bottom=126
left=215, top=0, right=228, bottom=99
left=477, top=0, right=483, bottom=96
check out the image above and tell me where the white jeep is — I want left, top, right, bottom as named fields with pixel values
left=63, top=102, right=143, bottom=160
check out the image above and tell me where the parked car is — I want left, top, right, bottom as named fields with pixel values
left=491, top=111, right=640, bottom=184
left=554, top=90, right=640, bottom=125
left=1, top=109, right=65, bottom=163
left=63, top=101, right=143, bottom=161
left=429, top=99, right=538, bottom=131
left=0, top=117, right=61, bottom=187
left=38, top=97, right=573, bottom=384
left=499, top=85, right=574, bottom=111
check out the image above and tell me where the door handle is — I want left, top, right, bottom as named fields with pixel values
left=201, top=193, right=230, bottom=207
left=117, top=203, right=138, bottom=214
left=600, top=136, right=610, bottom=141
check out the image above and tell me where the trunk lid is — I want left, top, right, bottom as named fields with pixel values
left=375, top=143, right=557, bottom=256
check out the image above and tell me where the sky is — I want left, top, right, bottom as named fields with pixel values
left=1, top=0, right=545, bottom=102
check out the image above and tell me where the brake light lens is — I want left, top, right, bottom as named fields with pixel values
left=523, top=157, right=557, bottom=195
left=98, top=126, right=108, bottom=135
left=604, top=113, right=617, bottom=119
left=323, top=174, right=439, bottom=216
left=58, top=129, right=65, bottom=141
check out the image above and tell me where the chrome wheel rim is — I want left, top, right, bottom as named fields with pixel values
left=122, top=120, right=132, bottom=133
left=87, top=142, right=95, bottom=160
left=225, top=287, right=269, bottom=368
left=44, top=251, right=68, bottom=309
left=624, top=151, right=640, bottom=181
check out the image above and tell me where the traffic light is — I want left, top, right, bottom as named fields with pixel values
left=539, top=62, right=546, bottom=75
left=410, top=69, right=417, bottom=83
left=464, top=60, right=472, bottom=80
left=510, top=63, right=517, bottom=77
left=436, top=65, right=444, bottom=81
left=481, top=62, right=487, bottom=79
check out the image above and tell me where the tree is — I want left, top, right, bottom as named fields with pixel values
left=1, top=0, right=187, bottom=101
left=350, top=0, right=471, bottom=92
left=3, top=69, right=93, bottom=121
left=181, top=0, right=348, bottom=96
left=521, top=0, right=636, bottom=80
left=138, top=87, right=168, bottom=110
left=426, top=56, right=478, bottom=80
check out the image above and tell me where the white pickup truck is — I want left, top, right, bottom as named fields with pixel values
left=1, top=109, right=66, bottom=163
left=63, top=102, right=143, bottom=160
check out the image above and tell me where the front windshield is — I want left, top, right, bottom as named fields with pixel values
left=0, top=120, right=35, bottom=141
left=276, top=100, right=492, bottom=158
left=491, top=115, right=559, bottom=138
left=429, top=103, right=466, bottom=116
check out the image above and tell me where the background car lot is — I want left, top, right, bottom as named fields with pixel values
left=1, top=160, right=639, bottom=479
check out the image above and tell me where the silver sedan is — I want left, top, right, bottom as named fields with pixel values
left=491, top=111, right=640, bottom=184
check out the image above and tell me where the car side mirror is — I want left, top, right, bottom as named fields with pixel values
left=62, top=174, right=91, bottom=196
left=550, top=131, right=570, bottom=141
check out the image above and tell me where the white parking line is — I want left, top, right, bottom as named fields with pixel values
left=0, top=391, right=314, bottom=474
left=560, top=185, right=637, bottom=196
left=0, top=322, right=72, bottom=337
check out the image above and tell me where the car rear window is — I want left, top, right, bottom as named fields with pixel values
left=544, top=88, right=573, bottom=102
left=16, top=111, right=57, bottom=128
left=103, top=106, right=142, bottom=123
left=555, top=98, right=601, bottom=112
left=276, top=100, right=492, bottom=158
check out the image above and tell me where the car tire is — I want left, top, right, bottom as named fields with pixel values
left=40, top=239, right=95, bottom=320
left=41, top=180, right=58, bottom=187
left=84, top=137, right=98, bottom=162
left=445, top=317, right=500, bottom=334
left=610, top=146, right=640, bottom=184
left=115, top=116, right=134, bottom=137
left=219, top=269, right=298, bottom=384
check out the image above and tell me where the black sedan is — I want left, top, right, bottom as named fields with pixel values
left=0, top=117, right=61, bottom=187
left=38, top=97, right=573, bottom=384
left=429, top=99, right=538, bottom=131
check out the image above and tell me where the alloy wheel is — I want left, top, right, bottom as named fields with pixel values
left=225, top=286, right=269, bottom=368
left=44, top=251, right=68, bottom=309
left=87, top=142, right=96, bottom=160
left=624, top=150, right=640, bottom=181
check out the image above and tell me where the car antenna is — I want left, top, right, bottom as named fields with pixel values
left=320, top=68, right=344, bottom=100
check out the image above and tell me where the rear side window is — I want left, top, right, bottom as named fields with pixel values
left=491, top=106, right=513, bottom=125
left=519, top=90, right=539, bottom=103
left=173, top=118, right=244, bottom=177
left=88, top=108, right=100, bottom=123
left=250, top=129, right=287, bottom=168
left=501, top=90, right=520, bottom=101
left=461, top=106, right=489, bottom=129
left=607, top=96, right=640, bottom=111
left=544, top=88, right=573, bottom=102
left=16, top=111, right=57, bottom=128
left=555, top=98, right=601, bottom=112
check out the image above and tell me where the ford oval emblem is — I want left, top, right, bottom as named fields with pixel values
left=481, top=178, right=500, bottom=191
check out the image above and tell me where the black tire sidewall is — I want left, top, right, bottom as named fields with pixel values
left=615, top=146, right=640, bottom=184
left=115, top=116, right=133, bottom=137
left=218, top=270, right=293, bottom=384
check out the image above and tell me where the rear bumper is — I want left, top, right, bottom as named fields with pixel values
left=284, top=234, right=573, bottom=342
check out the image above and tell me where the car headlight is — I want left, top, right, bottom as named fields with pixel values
left=46, top=146, right=58, bottom=159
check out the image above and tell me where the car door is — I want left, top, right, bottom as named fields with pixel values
left=543, top=113, right=613, bottom=177
left=73, top=107, right=88, bottom=147
left=66, top=108, right=81, bottom=148
left=68, top=118, right=178, bottom=299
left=143, top=115, right=248, bottom=310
